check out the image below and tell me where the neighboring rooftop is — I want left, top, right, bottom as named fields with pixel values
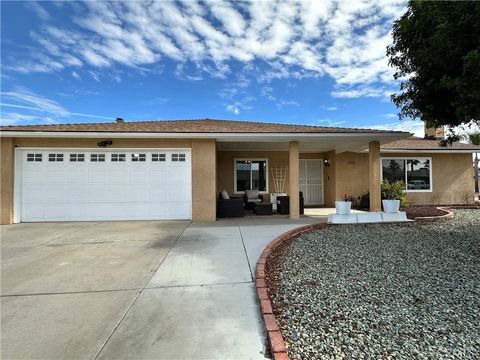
left=382, top=137, right=480, bottom=151
left=0, top=118, right=407, bottom=134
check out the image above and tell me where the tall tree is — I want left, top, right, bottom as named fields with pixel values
left=387, top=1, right=480, bottom=142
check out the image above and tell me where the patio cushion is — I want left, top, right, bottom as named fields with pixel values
left=221, top=190, right=230, bottom=199
left=245, top=190, right=259, bottom=199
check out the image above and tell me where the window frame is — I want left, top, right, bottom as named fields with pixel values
left=233, top=158, right=269, bottom=194
left=380, top=157, right=433, bottom=193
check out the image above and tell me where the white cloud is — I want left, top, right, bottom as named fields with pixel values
left=260, top=86, right=299, bottom=109
left=0, top=88, right=114, bottom=122
left=143, top=97, right=170, bottom=106
left=381, top=113, right=397, bottom=119
left=315, top=118, right=348, bottom=127
left=226, top=104, right=240, bottom=115
left=26, top=1, right=50, bottom=20
left=364, top=120, right=424, bottom=137
left=1, top=88, right=69, bottom=116
left=72, top=71, right=81, bottom=80
left=7, top=1, right=408, bottom=98
left=321, top=105, right=338, bottom=111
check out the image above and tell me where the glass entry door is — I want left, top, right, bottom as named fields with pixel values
left=299, top=159, right=324, bottom=205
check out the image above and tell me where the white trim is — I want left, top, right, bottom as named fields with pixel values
left=14, top=147, right=191, bottom=151
left=233, top=158, right=269, bottom=194
left=380, top=149, right=479, bottom=154
left=13, top=148, right=22, bottom=223
left=380, top=156, right=433, bottom=193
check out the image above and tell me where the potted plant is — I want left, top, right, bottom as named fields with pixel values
left=335, top=194, right=353, bottom=215
left=381, top=180, right=407, bottom=213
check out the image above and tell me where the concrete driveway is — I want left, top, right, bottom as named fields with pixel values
left=1, top=217, right=320, bottom=359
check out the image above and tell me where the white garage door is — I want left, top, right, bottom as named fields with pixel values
left=17, top=149, right=192, bottom=222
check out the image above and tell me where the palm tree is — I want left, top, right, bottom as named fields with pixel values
left=461, top=132, right=480, bottom=193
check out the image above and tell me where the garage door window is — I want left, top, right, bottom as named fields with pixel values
left=172, top=153, right=186, bottom=162
left=131, top=153, right=146, bottom=162
left=91, top=154, right=105, bottom=162
left=70, top=154, right=85, bottom=162
left=111, top=154, right=126, bottom=162
left=27, top=153, right=42, bottom=162
left=48, top=153, right=64, bottom=162
left=152, top=153, right=166, bottom=162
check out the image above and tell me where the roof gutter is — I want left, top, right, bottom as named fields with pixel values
left=0, top=131, right=412, bottom=141
left=379, top=149, right=480, bottom=154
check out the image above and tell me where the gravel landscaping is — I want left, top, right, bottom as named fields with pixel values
left=266, top=209, right=480, bottom=359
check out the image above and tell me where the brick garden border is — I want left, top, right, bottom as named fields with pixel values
left=413, top=206, right=454, bottom=223
left=414, top=205, right=480, bottom=222
left=255, top=223, right=326, bottom=360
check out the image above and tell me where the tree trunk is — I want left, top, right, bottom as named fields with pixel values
left=475, top=153, right=479, bottom=194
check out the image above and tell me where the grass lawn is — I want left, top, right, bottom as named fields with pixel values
left=266, top=210, right=480, bottom=359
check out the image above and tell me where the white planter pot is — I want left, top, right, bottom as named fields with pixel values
left=382, top=199, right=400, bottom=213
left=335, top=201, right=352, bottom=215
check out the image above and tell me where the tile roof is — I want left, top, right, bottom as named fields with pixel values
left=0, top=118, right=406, bottom=134
left=381, top=137, right=480, bottom=151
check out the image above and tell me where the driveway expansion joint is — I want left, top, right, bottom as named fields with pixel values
left=255, top=223, right=326, bottom=360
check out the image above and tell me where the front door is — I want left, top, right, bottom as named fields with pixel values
left=299, top=159, right=324, bottom=205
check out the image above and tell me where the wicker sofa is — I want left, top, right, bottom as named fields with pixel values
left=217, top=192, right=244, bottom=218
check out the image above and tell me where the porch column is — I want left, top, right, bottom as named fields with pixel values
left=289, top=141, right=300, bottom=219
left=0, top=138, right=14, bottom=225
left=368, top=141, right=381, bottom=212
left=191, top=139, right=216, bottom=221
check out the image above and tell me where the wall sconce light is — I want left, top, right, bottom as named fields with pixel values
left=324, top=159, right=330, bottom=167
left=97, top=140, right=113, bottom=147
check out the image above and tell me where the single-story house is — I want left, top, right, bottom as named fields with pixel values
left=1, top=119, right=479, bottom=224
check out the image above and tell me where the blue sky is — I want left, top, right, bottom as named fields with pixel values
left=1, top=0, right=425, bottom=136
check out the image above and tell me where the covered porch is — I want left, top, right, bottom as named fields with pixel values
left=215, top=135, right=396, bottom=219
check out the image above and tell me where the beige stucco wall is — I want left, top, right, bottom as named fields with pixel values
left=0, top=137, right=217, bottom=224
left=1, top=138, right=14, bottom=224
left=334, top=151, right=475, bottom=205
left=323, top=150, right=336, bottom=207
left=334, top=152, right=369, bottom=204
left=385, top=152, right=474, bottom=205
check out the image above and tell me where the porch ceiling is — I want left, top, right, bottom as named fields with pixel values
left=217, top=135, right=409, bottom=153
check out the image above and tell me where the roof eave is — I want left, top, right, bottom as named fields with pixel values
left=0, top=131, right=412, bottom=142
left=378, top=148, right=480, bottom=153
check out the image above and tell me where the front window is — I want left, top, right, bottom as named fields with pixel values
left=381, top=158, right=431, bottom=191
left=235, top=159, right=268, bottom=193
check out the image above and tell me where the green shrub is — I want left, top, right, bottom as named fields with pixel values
left=381, top=180, right=408, bottom=207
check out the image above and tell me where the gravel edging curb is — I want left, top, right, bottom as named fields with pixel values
left=414, top=206, right=453, bottom=222
left=255, top=223, right=326, bottom=360
left=413, top=205, right=480, bottom=222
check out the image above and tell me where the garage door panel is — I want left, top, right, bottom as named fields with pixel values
left=107, top=168, right=130, bottom=184
left=107, top=185, right=131, bottom=202
left=129, top=168, right=148, bottom=183
left=66, top=168, right=89, bottom=183
left=87, top=185, right=111, bottom=202
left=19, top=149, right=192, bottom=221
